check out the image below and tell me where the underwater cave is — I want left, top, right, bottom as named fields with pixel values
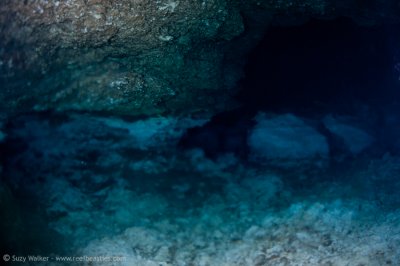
left=1, top=2, right=400, bottom=265
left=181, top=17, right=400, bottom=159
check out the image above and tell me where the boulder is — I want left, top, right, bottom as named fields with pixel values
left=323, top=115, right=374, bottom=155
left=248, top=113, right=329, bottom=164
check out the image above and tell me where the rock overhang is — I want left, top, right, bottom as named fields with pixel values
left=0, top=0, right=399, bottom=119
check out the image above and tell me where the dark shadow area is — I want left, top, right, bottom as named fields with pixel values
left=236, top=17, right=400, bottom=114
left=179, top=17, right=400, bottom=158
left=179, top=108, right=254, bottom=159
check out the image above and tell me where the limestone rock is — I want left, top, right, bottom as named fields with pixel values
left=248, top=113, right=329, bottom=164
left=323, top=115, right=374, bottom=155
left=0, top=0, right=399, bottom=117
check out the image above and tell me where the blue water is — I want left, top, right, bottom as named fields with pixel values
left=1, top=17, right=400, bottom=265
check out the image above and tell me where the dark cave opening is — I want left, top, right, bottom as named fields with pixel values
left=237, top=17, right=400, bottom=114
left=180, top=17, right=400, bottom=158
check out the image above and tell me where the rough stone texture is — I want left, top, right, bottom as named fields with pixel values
left=2, top=112, right=400, bottom=264
left=0, top=0, right=399, bottom=117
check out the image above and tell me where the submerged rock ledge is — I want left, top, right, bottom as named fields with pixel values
left=1, top=0, right=399, bottom=117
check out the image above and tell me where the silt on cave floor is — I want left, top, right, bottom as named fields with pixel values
left=0, top=109, right=400, bottom=265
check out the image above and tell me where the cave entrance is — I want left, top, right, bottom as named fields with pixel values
left=180, top=18, right=400, bottom=158
left=236, top=17, right=400, bottom=114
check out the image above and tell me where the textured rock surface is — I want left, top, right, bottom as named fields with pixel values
left=1, top=0, right=399, bottom=117
left=2, top=112, right=400, bottom=264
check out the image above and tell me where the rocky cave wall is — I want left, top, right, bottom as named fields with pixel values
left=0, top=0, right=399, bottom=119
